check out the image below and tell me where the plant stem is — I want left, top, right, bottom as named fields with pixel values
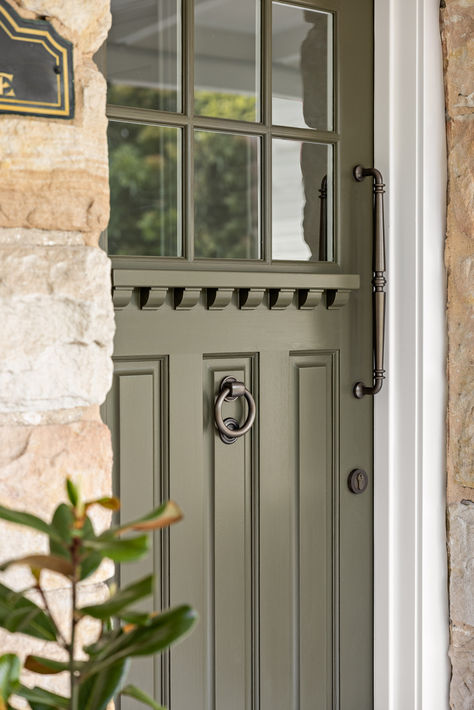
left=37, top=583, right=68, bottom=648
left=70, top=537, right=80, bottom=710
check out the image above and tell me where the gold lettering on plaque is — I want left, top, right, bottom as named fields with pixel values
left=0, top=73, right=15, bottom=96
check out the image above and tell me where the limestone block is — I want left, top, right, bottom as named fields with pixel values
left=14, top=0, right=112, bottom=55
left=0, top=227, right=85, bottom=246
left=0, top=59, right=109, bottom=238
left=442, top=2, right=474, bottom=494
left=0, top=408, right=110, bottom=624
left=0, top=246, right=115, bottom=413
left=449, top=624, right=474, bottom=710
left=441, top=1, right=474, bottom=116
left=448, top=502, right=474, bottom=628
left=0, top=418, right=114, bottom=589
left=0, top=404, right=101, bottom=428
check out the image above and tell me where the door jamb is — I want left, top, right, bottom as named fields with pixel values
left=374, top=1, right=449, bottom=708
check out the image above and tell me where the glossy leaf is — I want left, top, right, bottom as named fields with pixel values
left=24, top=656, right=77, bottom=675
left=0, top=506, right=60, bottom=542
left=17, top=684, right=68, bottom=708
left=0, top=584, right=57, bottom=641
left=49, top=504, right=73, bottom=560
left=85, top=497, right=121, bottom=512
left=83, top=534, right=149, bottom=563
left=109, top=501, right=183, bottom=535
left=116, top=609, right=152, bottom=626
left=0, top=654, right=20, bottom=703
left=82, top=605, right=197, bottom=678
left=78, top=657, right=130, bottom=710
left=121, top=684, right=165, bottom=709
left=79, top=575, right=153, bottom=620
left=66, top=479, right=79, bottom=508
left=0, top=555, right=74, bottom=578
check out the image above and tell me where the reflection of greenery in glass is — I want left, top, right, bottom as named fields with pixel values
left=194, top=91, right=256, bottom=122
left=108, top=83, right=179, bottom=113
left=108, top=88, right=259, bottom=258
left=194, top=129, right=260, bottom=259
left=108, top=120, right=180, bottom=256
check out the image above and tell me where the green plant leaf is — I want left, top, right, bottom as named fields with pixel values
left=66, top=479, right=79, bottom=507
left=16, top=684, right=68, bottom=708
left=83, top=534, right=149, bottom=563
left=85, top=497, right=121, bottom=512
left=83, top=626, right=122, bottom=659
left=78, top=551, right=103, bottom=582
left=73, top=516, right=101, bottom=581
left=109, top=501, right=182, bottom=535
left=0, top=654, right=20, bottom=703
left=79, top=575, right=153, bottom=620
left=49, top=504, right=74, bottom=558
left=0, top=555, right=73, bottom=579
left=78, top=657, right=130, bottom=710
left=0, top=584, right=57, bottom=641
left=82, top=605, right=197, bottom=678
left=0, top=506, right=61, bottom=542
left=116, top=609, right=151, bottom=626
left=121, top=684, right=165, bottom=709
left=24, top=656, right=79, bottom=675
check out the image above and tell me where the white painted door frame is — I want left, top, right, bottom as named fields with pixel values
left=374, top=1, right=449, bottom=708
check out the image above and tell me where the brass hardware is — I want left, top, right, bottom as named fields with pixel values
left=353, top=165, right=387, bottom=398
left=215, top=376, right=256, bottom=445
left=348, top=468, right=369, bottom=494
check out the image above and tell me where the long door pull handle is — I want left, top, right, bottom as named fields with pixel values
left=215, top=376, right=256, bottom=444
left=353, top=165, right=387, bottom=398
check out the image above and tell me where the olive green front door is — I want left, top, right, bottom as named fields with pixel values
left=103, top=1, right=374, bottom=708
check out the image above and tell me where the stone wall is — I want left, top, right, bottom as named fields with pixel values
left=0, top=0, right=114, bottom=700
left=440, top=1, right=474, bottom=708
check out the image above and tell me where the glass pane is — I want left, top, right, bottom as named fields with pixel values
left=194, top=131, right=260, bottom=259
left=272, top=2, right=333, bottom=131
left=107, top=0, right=181, bottom=112
left=194, top=0, right=260, bottom=122
left=272, top=139, right=333, bottom=261
left=108, top=121, right=181, bottom=257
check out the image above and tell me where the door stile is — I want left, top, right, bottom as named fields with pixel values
left=259, top=350, right=294, bottom=710
left=169, top=354, right=207, bottom=710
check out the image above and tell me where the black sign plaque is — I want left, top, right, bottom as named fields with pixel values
left=0, top=0, right=74, bottom=119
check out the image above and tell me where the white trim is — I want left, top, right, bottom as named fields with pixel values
left=374, top=1, right=449, bottom=709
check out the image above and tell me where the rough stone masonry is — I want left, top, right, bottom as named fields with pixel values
left=440, top=1, right=474, bottom=708
left=0, top=0, right=114, bottom=699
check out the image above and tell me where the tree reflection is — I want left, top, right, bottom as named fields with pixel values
left=108, top=86, right=258, bottom=258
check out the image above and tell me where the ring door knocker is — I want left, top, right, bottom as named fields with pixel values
left=353, top=164, right=387, bottom=398
left=214, top=376, right=256, bottom=445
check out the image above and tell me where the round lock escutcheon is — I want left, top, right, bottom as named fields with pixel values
left=348, top=468, right=369, bottom=494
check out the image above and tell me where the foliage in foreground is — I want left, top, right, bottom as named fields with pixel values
left=0, top=480, right=196, bottom=710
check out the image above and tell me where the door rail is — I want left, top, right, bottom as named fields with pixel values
left=112, top=270, right=360, bottom=312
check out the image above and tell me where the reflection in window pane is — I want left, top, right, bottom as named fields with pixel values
left=272, top=3, right=333, bottom=131
left=194, top=131, right=260, bottom=259
left=107, top=0, right=181, bottom=112
left=272, top=139, right=332, bottom=261
left=108, top=122, right=181, bottom=257
left=194, top=0, right=260, bottom=122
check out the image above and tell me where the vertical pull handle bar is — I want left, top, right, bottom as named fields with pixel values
left=353, top=165, right=387, bottom=398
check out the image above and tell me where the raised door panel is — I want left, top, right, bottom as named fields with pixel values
left=105, top=359, right=167, bottom=707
